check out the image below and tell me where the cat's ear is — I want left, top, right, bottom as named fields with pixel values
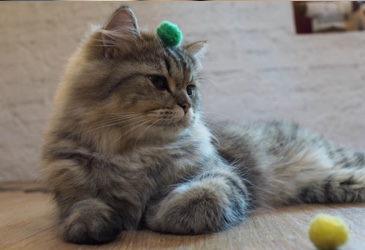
left=101, top=6, right=140, bottom=58
left=184, top=41, right=207, bottom=70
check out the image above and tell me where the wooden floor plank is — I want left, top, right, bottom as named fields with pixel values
left=1, top=186, right=365, bottom=250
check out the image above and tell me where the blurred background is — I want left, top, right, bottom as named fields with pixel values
left=1, top=1, right=365, bottom=182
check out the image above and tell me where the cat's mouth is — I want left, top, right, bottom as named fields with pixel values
left=145, top=106, right=194, bottom=129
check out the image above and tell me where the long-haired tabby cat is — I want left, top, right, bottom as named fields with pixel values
left=42, top=6, right=365, bottom=244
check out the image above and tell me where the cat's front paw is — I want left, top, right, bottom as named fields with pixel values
left=146, top=176, right=248, bottom=234
left=61, top=199, right=122, bottom=244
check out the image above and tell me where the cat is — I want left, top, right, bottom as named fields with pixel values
left=41, top=6, right=365, bottom=245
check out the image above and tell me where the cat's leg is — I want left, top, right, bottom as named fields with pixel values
left=44, top=157, right=145, bottom=244
left=257, top=148, right=365, bottom=207
left=60, top=198, right=122, bottom=244
left=145, top=168, right=249, bottom=234
left=300, top=168, right=365, bottom=203
left=299, top=150, right=365, bottom=203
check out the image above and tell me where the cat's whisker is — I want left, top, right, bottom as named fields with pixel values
left=86, top=115, right=142, bottom=127
left=111, top=118, right=153, bottom=146
left=133, top=118, right=163, bottom=149
left=90, top=117, right=142, bottom=129
left=88, top=115, right=145, bottom=132
left=199, top=74, right=218, bottom=87
left=89, top=118, right=135, bottom=130
left=185, top=128, right=193, bottom=137
left=201, top=111, right=232, bottom=119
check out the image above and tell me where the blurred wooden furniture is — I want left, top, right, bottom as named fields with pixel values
left=1, top=182, right=364, bottom=250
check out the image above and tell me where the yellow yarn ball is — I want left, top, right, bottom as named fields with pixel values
left=308, top=214, right=349, bottom=250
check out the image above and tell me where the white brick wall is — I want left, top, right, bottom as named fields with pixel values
left=1, top=2, right=365, bottom=181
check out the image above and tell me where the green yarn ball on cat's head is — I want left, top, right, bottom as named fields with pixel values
left=157, top=21, right=183, bottom=47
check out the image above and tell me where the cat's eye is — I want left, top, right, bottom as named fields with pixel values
left=186, top=85, right=195, bottom=97
left=148, top=75, right=168, bottom=91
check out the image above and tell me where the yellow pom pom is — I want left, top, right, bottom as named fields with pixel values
left=308, top=214, right=349, bottom=250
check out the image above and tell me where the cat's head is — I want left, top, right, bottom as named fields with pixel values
left=55, top=6, right=207, bottom=148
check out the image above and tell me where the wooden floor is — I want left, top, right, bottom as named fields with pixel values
left=1, top=182, right=365, bottom=250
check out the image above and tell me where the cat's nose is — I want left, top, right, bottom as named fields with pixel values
left=179, top=102, right=191, bottom=114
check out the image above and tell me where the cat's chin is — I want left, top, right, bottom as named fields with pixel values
left=133, top=118, right=194, bottom=142
left=141, top=108, right=195, bottom=132
left=155, top=113, right=195, bottom=132
left=149, top=120, right=192, bottom=134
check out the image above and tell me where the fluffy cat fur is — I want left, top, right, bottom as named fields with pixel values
left=41, top=6, right=365, bottom=244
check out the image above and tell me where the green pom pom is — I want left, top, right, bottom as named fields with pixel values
left=157, top=21, right=183, bottom=47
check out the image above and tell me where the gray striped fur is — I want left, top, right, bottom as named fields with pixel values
left=41, top=6, right=365, bottom=244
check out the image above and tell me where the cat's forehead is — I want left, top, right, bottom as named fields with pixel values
left=162, top=46, right=195, bottom=82
left=135, top=34, right=196, bottom=82
left=138, top=33, right=193, bottom=64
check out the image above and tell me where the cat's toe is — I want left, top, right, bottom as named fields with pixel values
left=61, top=199, right=122, bottom=244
